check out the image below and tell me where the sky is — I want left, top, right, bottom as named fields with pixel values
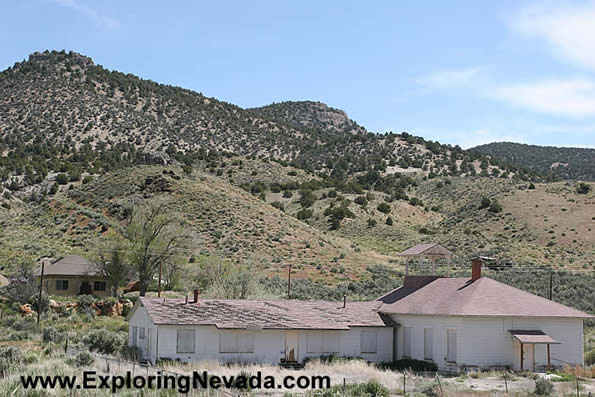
left=1, top=1, right=595, bottom=149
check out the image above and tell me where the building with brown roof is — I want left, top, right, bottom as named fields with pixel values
left=127, top=259, right=592, bottom=370
left=127, top=293, right=395, bottom=364
left=377, top=259, right=592, bottom=371
left=35, top=255, right=111, bottom=297
left=398, top=243, right=454, bottom=259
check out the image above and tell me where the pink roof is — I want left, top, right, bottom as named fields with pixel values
left=140, top=298, right=392, bottom=329
left=379, top=277, right=593, bottom=319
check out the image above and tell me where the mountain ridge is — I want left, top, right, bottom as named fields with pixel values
left=470, top=142, right=595, bottom=181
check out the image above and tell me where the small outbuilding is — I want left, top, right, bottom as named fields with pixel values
left=398, top=243, right=454, bottom=259
left=35, top=255, right=111, bottom=297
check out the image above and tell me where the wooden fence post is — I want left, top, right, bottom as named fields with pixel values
left=403, top=373, right=406, bottom=394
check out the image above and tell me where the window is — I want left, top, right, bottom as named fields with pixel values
left=307, top=334, right=323, bottom=353
left=219, top=331, right=254, bottom=353
left=132, top=326, right=138, bottom=346
left=447, top=329, right=457, bottom=363
left=177, top=330, right=195, bottom=353
left=55, top=280, right=69, bottom=291
left=139, top=327, right=145, bottom=340
left=93, top=281, right=106, bottom=291
left=361, top=331, right=377, bottom=354
left=424, top=328, right=433, bottom=360
left=402, top=327, right=412, bottom=358
left=307, top=332, right=339, bottom=353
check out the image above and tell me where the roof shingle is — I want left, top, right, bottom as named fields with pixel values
left=140, top=298, right=390, bottom=329
left=379, top=277, right=593, bottom=319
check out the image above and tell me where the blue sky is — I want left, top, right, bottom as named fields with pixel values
left=2, top=1, right=595, bottom=148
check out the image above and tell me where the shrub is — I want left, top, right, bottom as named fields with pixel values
left=68, top=351, right=95, bottom=368
left=528, top=183, right=536, bottom=189
left=353, top=380, right=389, bottom=397
left=367, top=218, right=377, bottom=227
left=586, top=349, right=595, bottom=366
left=479, top=197, right=491, bottom=209
left=534, top=377, right=554, bottom=395
left=271, top=201, right=285, bottom=212
left=377, top=202, right=391, bottom=214
left=82, top=175, right=94, bottom=184
left=78, top=295, right=96, bottom=317
left=488, top=201, right=503, bottom=213
left=296, top=209, right=313, bottom=220
left=29, top=292, right=50, bottom=314
left=0, top=346, right=23, bottom=376
left=409, top=197, right=423, bottom=207
left=299, top=189, right=318, bottom=208
left=576, top=182, right=592, bottom=194
left=378, top=358, right=438, bottom=372
left=354, top=196, right=368, bottom=206
left=282, top=190, right=293, bottom=199
left=385, top=217, right=393, bottom=225
left=42, top=326, right=62, bottom=343
left=56, top=173, right=69, bottom=185
left=83, top=329, right=125, bottom=354
left=120, top=345, right=141, bottom=362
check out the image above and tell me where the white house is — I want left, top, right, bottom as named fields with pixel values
left=127, top=292, right=394, bottom=365
left=377, top=259, right=593, bottom=371
left=127, top=260, right=592, bottom=371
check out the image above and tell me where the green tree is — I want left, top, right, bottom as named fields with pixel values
left=377, top=202, right=391, bottom=214
left=56, top=173, right=69, bottom=185
left=95, top=237, right=129, bottom=297
left=576, top=182, right=591, bottom=194
left=123, top=199, right=189, bottom=296
left=479, top=197, right=491, bottom=209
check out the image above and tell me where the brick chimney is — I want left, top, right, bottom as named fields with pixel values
left=193, top=289, right=200, bottom=304
left=471, top=257, right=482, bottom=281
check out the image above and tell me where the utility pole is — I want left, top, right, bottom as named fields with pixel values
left=37, top=262, right=45, bottom=326
left=549, top=272, right=553, bottom=300
left=287, top=264, right=292, bottom=299
left=158, top=262, right=162, bottom=298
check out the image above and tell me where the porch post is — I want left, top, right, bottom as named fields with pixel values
left=520, top=343, right=524, bottom=371
left=547, top=344, right=551, bottom=368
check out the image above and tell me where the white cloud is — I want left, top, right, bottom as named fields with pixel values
left=514, top=3, right=595, bottom=70
left=416, top=68, right=480, bottom=89
left=417, top=67, right=595, bottom=117
left=54, top=0, right=119, bottom=29
left=490, top=79, right=595, bottom=117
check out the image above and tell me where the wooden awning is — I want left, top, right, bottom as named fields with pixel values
left=509, top=330, right=560, bottom=344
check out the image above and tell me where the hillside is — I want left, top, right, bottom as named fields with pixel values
left=249, top=101, right=367, bottom=135
left=0, top=50, right=524, bottom=192
left=470, top=142, right=595, bottom=181
left=0, top=49, right=593, bottom=286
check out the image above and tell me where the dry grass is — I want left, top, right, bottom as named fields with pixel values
left=162, top=358, right=428, bottom=393
left=560, top=364, right=595, bottom=378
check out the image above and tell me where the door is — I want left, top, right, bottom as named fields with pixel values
left=145, top=329, right=152, bottom=362
left=285, top=331, right=299, bottom=362
left=447, top=329, right=457, bottom=363
left=523, top=344, right=534, bottom=371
